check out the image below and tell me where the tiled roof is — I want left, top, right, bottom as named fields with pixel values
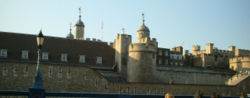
left=0, top=31, right=115, bottom=66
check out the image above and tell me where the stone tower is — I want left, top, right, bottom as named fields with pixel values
left=172, top=46, right=183, bottom=54
left=74, top=8, right=85, bottom=40
left=66, top=23, right=74, bottom=39
left=113, top=33, right=131, bottom=78
left=192, top=45, right=200, bottom=55
left=206, top=43, right=214, bottom=54
left=127, top=13, right=158, bottom=82
left=229, top=46, right=236, bottom=52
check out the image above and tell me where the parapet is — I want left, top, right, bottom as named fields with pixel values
left=235, top=49, right=250, bottom=57
left=172, top=46, right=183, bottom=54
left=129, top=43, right=157, bottom=53
left=230, top=56, right=250, bottom=62
left=85, top=38, right=102, bottom=42
left=184, top=50, right=189, bottom=55
left=206, top=43, right=214, bottom=46
left=192, top=45, right=200, bottom=51
left=228, top=46, right=236, bottom=51
left=116, top=34, right=131, bottom=40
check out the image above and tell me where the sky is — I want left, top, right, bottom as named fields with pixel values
left=0, top=0, right=250, bottom=51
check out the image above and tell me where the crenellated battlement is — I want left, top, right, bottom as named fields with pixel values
left=192, top=45, right=200, bottom=51
left=129, top=43, right=157, bottom=52
left=230, top=56, right=250, bottom=62
left=116, top=34, right=131, bottom=40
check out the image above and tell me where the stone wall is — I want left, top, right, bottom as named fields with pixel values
left=235, top=49, right=250, bottom=57
left=156, top=66, right=234, bottom=84
left=0, top=62, right=109, bottom=93
left=1, top=61, right=249, bottom=96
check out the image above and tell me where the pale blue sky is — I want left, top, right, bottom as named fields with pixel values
left=0, top=0, right=250, bottom=51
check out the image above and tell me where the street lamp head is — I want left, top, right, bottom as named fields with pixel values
left=37, top=29, right=44, bottom=49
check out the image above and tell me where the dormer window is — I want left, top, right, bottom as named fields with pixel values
left=21, top=50, right=29, bottom=59
left=42, top=52, right=48, bottom=60
left=96, top=57, right=102, bottom=64
left=79, top=55, right=85, bottom=63
left=61, top=53, right=67, bottom=62
left=0, top=49, right=7, bottom=58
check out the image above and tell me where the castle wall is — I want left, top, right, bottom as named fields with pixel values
left=193, top=56, right=202, bottom=67
left=155, top=66, right=234, bottom=85
left=235, top=49, right=250, bottom=57
left=1, top=61, right=249, bottom=96
left=203, top=54, right=229, bottom=68
left=0, top=62, right=109, bottom=92
left=192, top=43, right=233, bottom=68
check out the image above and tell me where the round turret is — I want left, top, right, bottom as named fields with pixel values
left=66, top=33, right=73, bottom=39
left=66, top=23, right=74, bottom=39
left=127, top=43, right=157, bottom=82
left=75, top=19, right=85, bottom=27
left=137, top=24, right=150, bottom=32
left=137, top=13, right=150, bottom=43
left=74, top=8, right=85, bottom=40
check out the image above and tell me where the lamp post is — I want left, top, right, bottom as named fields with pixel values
left=29, top=30, right=45, bottom=98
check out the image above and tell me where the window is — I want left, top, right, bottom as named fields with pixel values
left=174, top=54, right=177, bottom=60
left=164, top=51, right=168, bottom=56
left=95, top=78, right=98, bottom=88
left=158, top=50, right=162, bottom=56
left=67, top=69, right=71, bottom=79
left=23, top=65, right=28, bottom=77
left=48, top=66, right=53, bottom=78
left=96, top=57, right=102, bottom=64
left=2, top=65, right=7, bottom=76
left=42, top=52, right=48, bottom=60
left=79, top=55, right=86, bottom=63
left=165, top=59, right=168, bottom=65
left=13, top=65, right=17, bottom=77
left=158, top=59, right=162, bottom=65
left=0, top=49, right=7, bottom=58
left=179, top=55, right=182, bottom=60
left=170, top=54, right=174, bottom=59
left=21, top=50, right=29, bottom=59
left=84, top=71, right=88, bottom=80
left=61, top=53, right=67, bottom=62
left=58, top=66, right=62, bottom=78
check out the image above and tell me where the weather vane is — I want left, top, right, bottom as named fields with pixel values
left=70, top=22, right=72, bottom=33
left=79, top=7, right=82, bottom=19
left=142, top=13, right=145, bottom=25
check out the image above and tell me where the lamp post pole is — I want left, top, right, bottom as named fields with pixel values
left=32, top=47, right=43, bottom=88
left=29, top=30, right=45, bottom=98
